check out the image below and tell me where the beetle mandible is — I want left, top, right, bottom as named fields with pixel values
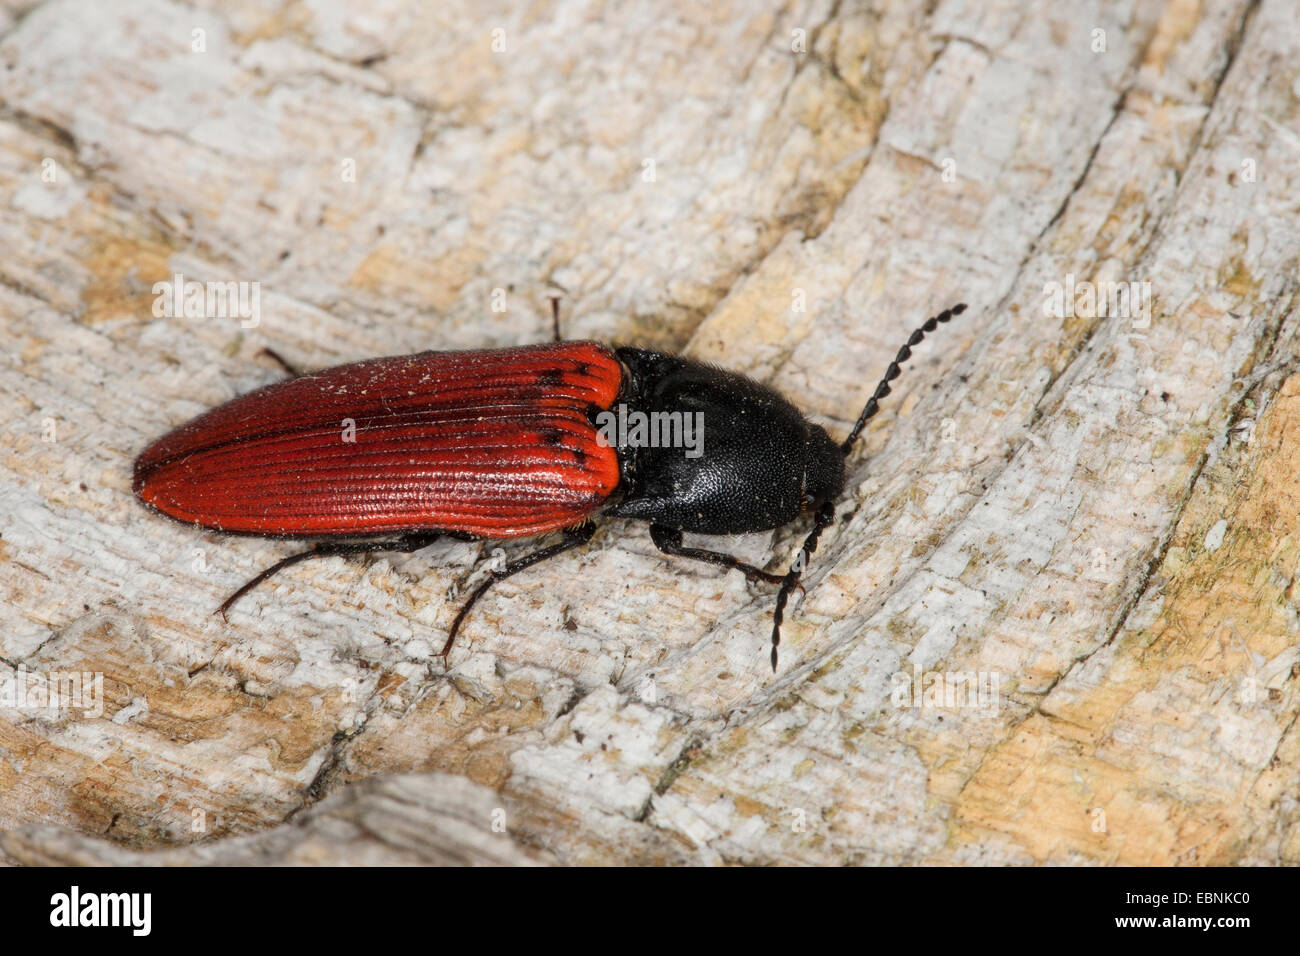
left=134, top=301, right=967, bottom=671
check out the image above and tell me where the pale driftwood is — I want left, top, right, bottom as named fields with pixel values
left=0, top=773, right=545, bottom=865
left=1, top=0, right=1298, bottom=866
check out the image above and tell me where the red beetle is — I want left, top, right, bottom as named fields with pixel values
left=134, top=303, right=965, bottom=669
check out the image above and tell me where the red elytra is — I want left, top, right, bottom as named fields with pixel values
left=133, top=342, right=623, bottom=538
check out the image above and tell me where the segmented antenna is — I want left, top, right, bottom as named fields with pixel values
left=771, top=500, right=833, bottom=672
left=841, top=303, right=966, bottom=454
left=769, top=302, right=967, bottom=672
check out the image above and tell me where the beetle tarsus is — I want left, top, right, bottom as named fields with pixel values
left=548, top=295, right=563, bottom=343
left=439, top=523, right=597, bottom=665
left=257, top=347, right=302, bottom=377
left=217, top=533, right=442, bottom=619
left=217, top=548, right=320, bottom=619
left=648, top=524, right=786, bottom=585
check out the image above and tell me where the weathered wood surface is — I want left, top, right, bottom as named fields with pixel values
left=2, top=0, right=1299, bottom=865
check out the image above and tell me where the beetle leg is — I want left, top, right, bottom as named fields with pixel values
left=256, top=347, right=302, bottom=377
left=548, top=295, right=563, bottom=343
left=216, top=532, right=443, bottom=620
left=648, top=525, right=786, bottom=585
left=440, top=523, right=596, bottom=665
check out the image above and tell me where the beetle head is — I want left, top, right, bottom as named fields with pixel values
left=802, top=422, right=845, bottom=513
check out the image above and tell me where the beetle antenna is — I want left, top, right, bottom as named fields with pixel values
left=840, top=303, right=966, bottom=455
left=770, top=501, right=834, bottom=672
left=769, top=303, right=968, bottom=671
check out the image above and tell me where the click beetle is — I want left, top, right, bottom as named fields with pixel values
left=134, top=302, right=966, bottom=670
